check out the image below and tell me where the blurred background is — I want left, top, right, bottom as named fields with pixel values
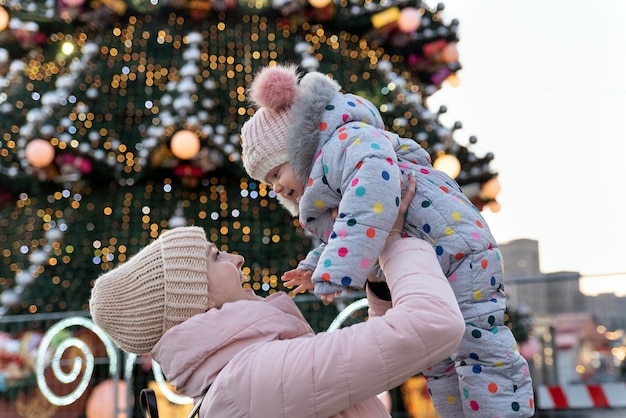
left=0, top=0, right=624, bottom=416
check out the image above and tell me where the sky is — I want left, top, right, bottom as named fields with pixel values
left=426, top=1, right=626, bottom=295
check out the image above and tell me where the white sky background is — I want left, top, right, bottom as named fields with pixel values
left=426, top=1, right=626, bottom=295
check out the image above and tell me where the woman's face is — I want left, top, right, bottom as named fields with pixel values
left=205, top=243, right=260, bottom=308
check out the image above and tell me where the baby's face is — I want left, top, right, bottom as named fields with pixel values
left=265, top=162, right=304, bottom=202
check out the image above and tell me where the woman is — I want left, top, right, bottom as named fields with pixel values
left=89, top=175, right=465, bottom=417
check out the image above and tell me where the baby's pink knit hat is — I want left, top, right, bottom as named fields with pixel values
left=241, top=64, right=300, bottom=182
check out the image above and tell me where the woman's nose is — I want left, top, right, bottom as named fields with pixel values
left=273, top=183, right=283, bottom=194
left=231, top=254, right=244, bottom=269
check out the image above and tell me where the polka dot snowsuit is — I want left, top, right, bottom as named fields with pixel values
left=285, top=74, right=534, bottom=417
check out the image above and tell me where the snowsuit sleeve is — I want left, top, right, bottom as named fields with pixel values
left=298, top=242, right=324, bottom=272
left=311, top=124, right=402, bottom=296
left=204, top=238, right=464, bottom=418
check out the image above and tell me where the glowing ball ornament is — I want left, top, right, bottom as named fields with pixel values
left=0, top=7, right=9, bottom=32
left=170, top=130, right=200, bottom=160
left=397, top=7, right=422, bottom=33
left=86, top=379, right=131, bottom=418
left=308, top=0, right=331, bottom=8
left=440, top=42, right=459, bottom=63
left=433, top=154, right=461, bottom=179
left=25, top=139, right=55, bottom=168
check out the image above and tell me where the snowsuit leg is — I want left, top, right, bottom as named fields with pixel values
left=424, top=357, right=465, bottom=416
left=424, top=247, right=535, bottom=417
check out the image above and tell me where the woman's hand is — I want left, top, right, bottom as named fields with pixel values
left=385, top=172, right=416, bottom=247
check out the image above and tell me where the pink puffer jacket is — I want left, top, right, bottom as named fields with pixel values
left=151, top=238, right=464, bottom=417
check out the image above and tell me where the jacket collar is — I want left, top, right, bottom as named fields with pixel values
left=151, top=292, right=313, bottom=397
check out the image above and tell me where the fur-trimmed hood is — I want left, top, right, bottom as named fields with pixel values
left=281, top=71, right=387, bottom=215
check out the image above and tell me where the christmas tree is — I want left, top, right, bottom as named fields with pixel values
left=0, top=0, right=500, bottom=317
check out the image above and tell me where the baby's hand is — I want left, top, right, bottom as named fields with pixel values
left=281, top=269, right=314, bottom=294
left=319, top=291, right=343, bottom=304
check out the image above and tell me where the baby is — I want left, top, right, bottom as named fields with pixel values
left=240, top=64, right=534, bottom=417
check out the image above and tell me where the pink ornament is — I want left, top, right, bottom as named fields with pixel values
left=61, top=0, right=85, bottom=7
left=440, top=42, right=460, bottom=63
left=397, top=7, right=422, bottom=33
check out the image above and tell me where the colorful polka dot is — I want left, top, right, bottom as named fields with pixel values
left=473, top=290, right=482, bottom=300
left=421, top=200, right=431, bottom=208
left=321, top=273, right=330, bottom=281
left=338, top=247, right=348, bottom=257
left=314, top=200, right=325, bottom=208
left=323, top=259, right=331, bottom=267
left=451, top=211, right=461, bottom=221
left=471, top=330, right=482, bottom=338
left=373, top=202, right=383, bottom=213
left=366, top=228, right=375, bottom=238
left=360, top=258, right=370, bottom=268
left=511, top=402, right=520, bottom=412
left=371, top=143, right=380, bottom=150
left=320, top=122, right=327, bottom=131
left=351, top=178, right=359, bottom=186
left=355, top=187, right=366, bottom=196
left=341, top=276, right=352, bottom=286
left=472, top=365, right=482, bottom=374
left=347, top=218, right=357, bottom=226
left=470, top=400, right=479, bottom=411
left=446, top=395, right=456, bottom=404
left=488, top=383, right=498, bottom=393
left=381, top=170, right=390, bottom=180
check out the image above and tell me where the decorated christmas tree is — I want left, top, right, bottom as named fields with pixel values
left=0, top=0, right=500, bottom=317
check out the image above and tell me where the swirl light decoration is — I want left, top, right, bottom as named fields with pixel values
left=36, top=316, right=119, bottom=406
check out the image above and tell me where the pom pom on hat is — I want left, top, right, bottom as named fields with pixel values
left=248, top=64, right=299, bottom=111
left=89, top=227, right=210, bottom=354
left=241, top=64, right=300, bottom=182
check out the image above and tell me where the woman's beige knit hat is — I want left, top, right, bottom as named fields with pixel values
left=89, top=226, right=209, bottom=354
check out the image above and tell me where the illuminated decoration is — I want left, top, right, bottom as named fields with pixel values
left=36, top=316, right=118, bottom=406
left=308, top=0, right=332, bottom=9
left=433, top=153, right=461, bottom=179
left=0, top=7, right=9, bottom=32
left=170, top=130, right=201, bottom=160
left=25, top=139, right=55, bottom=168
left=397, top=7, right=422, bottom=33
left=327, top=298, right=369, bottom=332
left=371, top=7, right=400, bottom=29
